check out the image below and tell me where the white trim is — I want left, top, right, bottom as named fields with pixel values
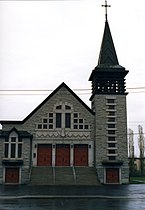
left=3, top=168, right=5, bottom=184
left=106, top=96, right=116, bottom=99
left=107, top=154, right=118, bottom=156
left=107, top=147, right=118, bottom=150
left=70, top=145, right=74, bottom=166
left=119, top=167, right=121, bottom=184
left=52, top=145, right=55, bottom=166
left=104, top=167, right=106, bottom=184
left=19, top=167, right=21, bottom=184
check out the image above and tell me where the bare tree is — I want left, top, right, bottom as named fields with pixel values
left=138, top=125, right=145, bottom=176
left=128, top=128, right=134, bottom=158
left=128, top=128, right=136, bottom=176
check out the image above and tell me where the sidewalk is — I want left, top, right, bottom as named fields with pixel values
left=0, top=185, right=103, bottom=197
left=0, top=184, right=144, bottom=200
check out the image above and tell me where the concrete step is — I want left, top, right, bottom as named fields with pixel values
left=75, top=167, right=99, bottom=185
left=30, top=167, right=100, bottom=186
left=30, top=167, right=54, bottom=185
left=55, top=167, right=74, bottom=185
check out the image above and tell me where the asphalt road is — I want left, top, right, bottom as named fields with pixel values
left=0, top=184, right=144, bottom=210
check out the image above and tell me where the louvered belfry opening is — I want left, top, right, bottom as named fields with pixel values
left=89, top=20, right=128, bottom=98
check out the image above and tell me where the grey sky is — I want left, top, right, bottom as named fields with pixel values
left=0, top=0, right=145, bottom=155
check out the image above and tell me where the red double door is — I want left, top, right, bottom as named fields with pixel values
left=106, top=168, right=119, bottom=184
left=37, top=144, right=52, bottom=166
left=74, top=144, right=88, bottom=166
left=5, top=168, right=19, bottom=184
left=56, top=144, right=70, bottom=166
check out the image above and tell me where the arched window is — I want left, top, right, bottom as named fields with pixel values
left=55, top=103, right=72, bottom=129
left=4, top=132, right=22, bottom=159
left=36, top=103, right=90, bottom=130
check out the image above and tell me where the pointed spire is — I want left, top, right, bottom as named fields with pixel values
left=98, top=20, right=119, bottom=66
left=89, top=1, right=129, bottom=99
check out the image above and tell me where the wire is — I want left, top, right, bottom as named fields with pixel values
left=0, top=87, right=145, bottom=91
left=0, top=87, right=145, bottom=95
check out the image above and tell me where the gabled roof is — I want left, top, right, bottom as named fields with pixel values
left=98, top=20, right=119, bottom=67
left=0, top=127, right=32, bottom=138
left=0, top=82, right=94, bottom=125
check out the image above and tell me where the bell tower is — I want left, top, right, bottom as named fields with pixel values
left=89, top=1, right=129, bottom=184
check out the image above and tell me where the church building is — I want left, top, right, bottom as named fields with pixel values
left=0, top=2, right=129, bottom=185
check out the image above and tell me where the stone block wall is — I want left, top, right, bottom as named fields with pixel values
left=92, top=94, right=129, bottom=184
left=21, top=166, right=30, bottom=184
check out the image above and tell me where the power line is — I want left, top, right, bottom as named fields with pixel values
left=0, top=87, right=145, bottom=91
left=0, top=87, right=145, bottom=95
left=0, top=92, right=144, bottom=96
left=127, top=87, right=145, bottom=90
left=128, top=121, right=145, bottom=123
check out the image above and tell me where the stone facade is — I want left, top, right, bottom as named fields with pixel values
left=0, top=84, right=96, bottom=184
left=0, top=83, right=129, bottom=185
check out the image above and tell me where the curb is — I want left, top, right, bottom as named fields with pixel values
left=0, top=194, right=139, bottom=200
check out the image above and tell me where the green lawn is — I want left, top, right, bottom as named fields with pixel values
left=130, top=177, right=145, bottom=184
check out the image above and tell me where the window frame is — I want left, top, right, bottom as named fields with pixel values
left=4, top=136, right=23, bottom=159
left=65, top=113, right=71, bottom=128
left=56, top=113, right=62, bottom=128
left=36, top=104, right=90, bottom=130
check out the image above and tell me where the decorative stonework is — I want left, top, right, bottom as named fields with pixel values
left=36, top=129, right=90, bottom=139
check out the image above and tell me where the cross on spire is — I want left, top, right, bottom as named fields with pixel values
left=102, top=0, right=111, bottom=22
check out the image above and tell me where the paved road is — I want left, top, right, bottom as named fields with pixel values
left=0, top=185, right=145, bottom=209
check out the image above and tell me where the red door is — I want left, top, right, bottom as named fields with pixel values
left=56, top=144, right=70, bottom=166
left=37, top=144, right=52, bottom=166
left=5, top=168, right=19, bottom=184
left=74, top=144, right=88, bottom=166
left=106, top=168, right=119, bottom=184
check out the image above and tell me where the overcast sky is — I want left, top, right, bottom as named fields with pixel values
left=0, top=0, right=145, bottom=154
